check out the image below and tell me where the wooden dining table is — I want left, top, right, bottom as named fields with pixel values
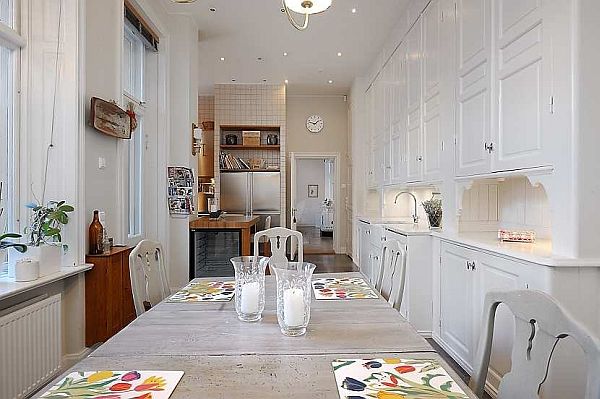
left=35, top=272, right=477, bottom=398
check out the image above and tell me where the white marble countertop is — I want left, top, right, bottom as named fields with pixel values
left=0, top=265, right=92, bottom=302
left=356, top=216, right=600, bottom=267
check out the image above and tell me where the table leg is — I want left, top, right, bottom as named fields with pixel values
left=241, top=228, right=251, bottom=256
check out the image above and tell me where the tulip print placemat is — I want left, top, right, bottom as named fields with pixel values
left=312, top=277, right=378, bottom=300
left=40, top=370, right=184, bottom=398
left=168, top=280, right=235, bottom=302
left=332, top=358, right=469, bottom=398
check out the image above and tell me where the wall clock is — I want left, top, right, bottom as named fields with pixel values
left=306, top=115, right=324, bottom=133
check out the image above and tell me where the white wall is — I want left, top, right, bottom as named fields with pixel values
left=167, top=14, right=199, bottom=289
left=296, top=159, right=325, bottom=226
left=286, top=95, right=349, bottom=251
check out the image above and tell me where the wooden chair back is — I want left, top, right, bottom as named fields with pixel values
left=254, top=227, right=303, bottom=268
left=375, top=240, right=407, bottom=311
left=129, top=240, right=170, bottom=316
left=469, top=290, right=600, bottom=399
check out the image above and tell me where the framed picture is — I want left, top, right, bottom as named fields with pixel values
left=308, top=184, right=319, bottom=198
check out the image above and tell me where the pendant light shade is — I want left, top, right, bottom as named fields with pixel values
left=284, top=0, right=332, bottom=14
left=282, top=0, right=332, bottom=31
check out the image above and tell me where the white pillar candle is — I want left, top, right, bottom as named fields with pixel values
left=283, top=288, right=305, bottom=327
left=240, top=282, right=260, bottom=314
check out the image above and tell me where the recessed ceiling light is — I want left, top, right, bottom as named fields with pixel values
left=262, top=79, right=267, bottom=82
left=220, top=57, right=225, bottom=61
left=284, top=79, right=289, bottom=84
left=283, top=52, right=288, bottom=56
left=351, top=8, right=357, bottom=13
left=328, top=80, right=334, bottom=84
left=337, top=52, right=342, bottom=57
left=257, top=57, right=263, bottom=61
left=209, top=7, right=216, bottom=12
left=231, top=79, right=236, bottom=82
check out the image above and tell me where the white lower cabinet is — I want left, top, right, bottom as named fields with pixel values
left=385, top=230, right=433, bottom=335
left=435, top=240, right=537, bottom=392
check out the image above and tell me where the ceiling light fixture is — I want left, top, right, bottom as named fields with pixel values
left=284, top=79, right=289, bottom=84
left=351, top=8, right=357, bottom=13
left=283, top=52, right=288, bottom=56
left=328, top=80, right=334, bottom=84
left=220, top=57, right=225, bottom=61
left=337, top=52, right=342, bottom=57
left=209, top=7, right=217, bottom=12
left=281, top=0, right=332, bottom=31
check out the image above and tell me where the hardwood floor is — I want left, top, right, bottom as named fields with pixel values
left=297, top=226, right=334, bottom=255
left=305, top=254, right=358, bottom=273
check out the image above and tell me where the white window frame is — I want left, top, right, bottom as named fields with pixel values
left=122, top=24, right=147, bottom=243
left=0, top=0, right=23, bottom=275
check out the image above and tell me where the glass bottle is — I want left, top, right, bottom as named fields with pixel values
left=89, top=210, right=104, bottom=255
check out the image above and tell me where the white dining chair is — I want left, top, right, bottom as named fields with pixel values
left=375, top=240, right=407, bottom=311
left=129, top=240, right=170, bottom=316
left=469, top=290, right=600, bottom=399
left=254, top=227, right=303, bottom=269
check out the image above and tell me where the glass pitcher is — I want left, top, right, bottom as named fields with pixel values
left=271, top=262, right=316, bottom=336
left=231, top=256, right=269, bottom=322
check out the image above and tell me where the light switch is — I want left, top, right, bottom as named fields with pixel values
left=98, top=157, right=106, bottom=169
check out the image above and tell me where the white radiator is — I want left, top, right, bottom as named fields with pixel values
left=0, top=294, right=62, bottom=399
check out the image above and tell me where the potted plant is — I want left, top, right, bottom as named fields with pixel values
left=422, top=197, right=442, bottom=230
left=16, top=200, right=74, bottom=277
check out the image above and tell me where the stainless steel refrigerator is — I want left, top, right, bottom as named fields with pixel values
left=220, top=171, right=281, bottom=230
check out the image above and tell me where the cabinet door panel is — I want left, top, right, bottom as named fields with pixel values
left=383, top=133, right=392, bottom=185
left=455, top=0, right=491, bottom=176
left=476, top=254, right=523, bottom=388
left=440, top=243, right=475, bottom=368
left=423, top=0, right=441, bottom=100
left=493, top=0, right=547, bottom=170
left=391, top=122, right=407, bottom=183
left=407, top=119, right=422, bottom=182
left=423, top=94, right=442, bottom=180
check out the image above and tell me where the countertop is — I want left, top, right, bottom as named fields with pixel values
left=189, top=215, right=260, bottom=230
left=356, top=215, right=600, bottom=267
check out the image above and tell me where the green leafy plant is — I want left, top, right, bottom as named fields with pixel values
left=0, top=182, right=26, bottom=253
left=25, top=200, right=74, bottom=247
left=422, top=198, right=442, bottom=228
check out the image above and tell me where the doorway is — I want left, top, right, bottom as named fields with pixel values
left=290, top=152, right=341, bottom=255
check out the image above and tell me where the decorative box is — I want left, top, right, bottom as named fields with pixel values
left=242, top=131, right=261, bottom=146
left=498, top=229, right=536, bottom=243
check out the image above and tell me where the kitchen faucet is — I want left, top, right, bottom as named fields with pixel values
left=394, top=191, right=419, bottom=224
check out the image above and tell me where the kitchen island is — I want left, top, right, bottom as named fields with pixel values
left=189, top=215, right=260, bottom=279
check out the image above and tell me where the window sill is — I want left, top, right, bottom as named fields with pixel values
left=0, top=264, right=92, bottom=302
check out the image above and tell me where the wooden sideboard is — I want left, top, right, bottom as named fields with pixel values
left=85, top=246, right=135, bottom=347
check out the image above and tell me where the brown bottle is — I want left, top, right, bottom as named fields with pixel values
left=89, top=210, right=104, bottom=255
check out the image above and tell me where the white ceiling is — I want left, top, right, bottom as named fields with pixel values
left=160, top=0, right=408, bottom=95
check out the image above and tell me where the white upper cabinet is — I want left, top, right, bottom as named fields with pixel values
left=491, top=0, right=550, bottom=171
left=422, top=0, right=443, bottom=181
left=455, top=0, right=492, bottom=177
left=406, top=18, right=423, bottom=182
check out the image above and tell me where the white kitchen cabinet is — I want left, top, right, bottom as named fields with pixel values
left=390, top=122, right=407, bottom=184
left=383, top=132, right=392, bottom=185
left=357, top=221, right=372, bottom=278
left=491, top=0, right=551, bottom=171
left=436, top=240, right=537, bottom=387
left=422, top=0, right=443, bottom=181
left=385, top=229, right=433, bottom=335
left=406, top=17, right=423, bottom=183
left=455, top=0, right=492, bottom=177
left=439, top=242, right=477, bottom=367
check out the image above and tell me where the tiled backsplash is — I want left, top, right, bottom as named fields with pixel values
left=214, top=84, right=287, bottom=225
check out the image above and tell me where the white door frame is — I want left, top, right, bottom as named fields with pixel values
left=290, top=152, right=342, bottom=254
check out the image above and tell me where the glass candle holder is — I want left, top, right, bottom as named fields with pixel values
left=231, top=256, right=268, bottom=322
left=271, top=262, right=316, bottom=336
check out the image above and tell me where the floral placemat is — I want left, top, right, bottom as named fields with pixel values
left=168, top=281, right=235, bottom=302
left=40, top=370, right=184, bottom=398
left=312, top=277, right=378, bottom=300
left=332, top=358, right=469, bottom=398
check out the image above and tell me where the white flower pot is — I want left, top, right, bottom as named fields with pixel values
left=9, top=244, right=62, bottom=278
left=14, top=259, right=40, bottom=282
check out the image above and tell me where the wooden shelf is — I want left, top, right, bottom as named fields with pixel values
left=220, top=169, right=280, bottom=173
left=220, top=125, right=280, bottom=131
left=220, top=145, right=280, bottom=150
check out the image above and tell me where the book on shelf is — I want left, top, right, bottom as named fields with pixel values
left=219, top=151, right=250, bottom=170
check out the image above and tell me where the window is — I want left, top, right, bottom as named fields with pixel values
left=0, top=0, right=21, bottom=274
left=123, top=25, right=146, bottom=238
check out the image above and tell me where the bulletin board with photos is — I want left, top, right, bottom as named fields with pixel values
left=167, top=166, right=195, bottom=216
